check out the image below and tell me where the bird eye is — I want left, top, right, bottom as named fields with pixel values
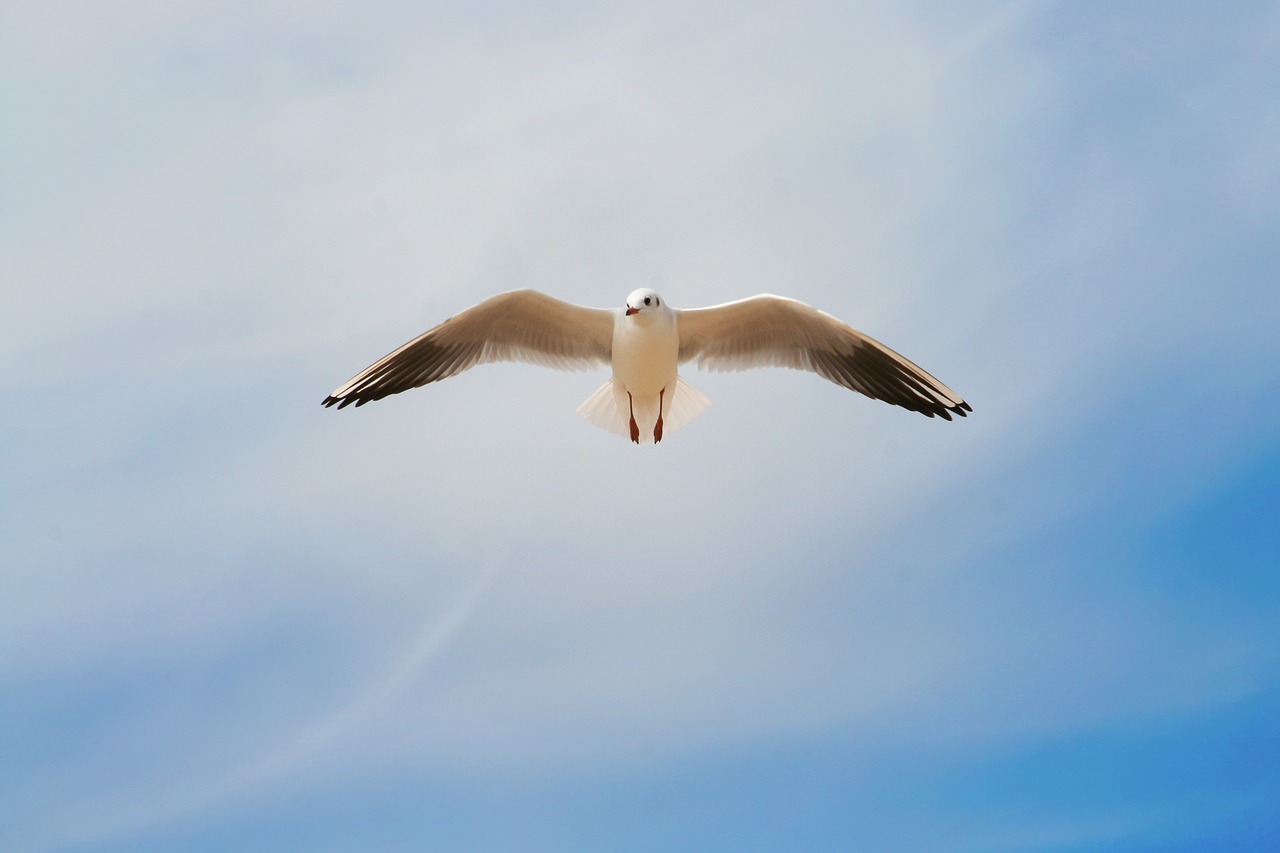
left=644, top=296, right=652, bottom=305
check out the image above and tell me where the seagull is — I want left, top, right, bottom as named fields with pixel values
left=322, top=289, right=971, bottom=443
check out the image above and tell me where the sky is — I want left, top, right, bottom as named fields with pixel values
left=2, top=1, right=1279, bottom=851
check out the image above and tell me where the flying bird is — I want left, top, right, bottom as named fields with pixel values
left=322, top=289, right=971, bottom=443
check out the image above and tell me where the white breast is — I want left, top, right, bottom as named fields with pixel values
left=611, top=311, right=679, bottom=397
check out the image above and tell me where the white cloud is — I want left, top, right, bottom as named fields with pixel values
left=4, top=2, right=1280, bottom=851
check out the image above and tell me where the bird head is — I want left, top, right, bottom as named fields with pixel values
left=624, top=288, right=665, bottom=317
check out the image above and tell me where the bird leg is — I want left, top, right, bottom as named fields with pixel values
left=654, top=388, right=665, bottom=443
left=627, top=391, right=640, bottom=444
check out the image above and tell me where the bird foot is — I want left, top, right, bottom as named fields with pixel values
left=628, top=392, right=640, bottom=443
left=653, top=388, right=665, bottom=443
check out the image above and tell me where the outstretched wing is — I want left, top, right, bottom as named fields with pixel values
left=677, top=295, right=970, bottom=419
left=324, top=290, right=614, bottom=408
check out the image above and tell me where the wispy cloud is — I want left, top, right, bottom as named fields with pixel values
left=3, top=1, right=1279, bottom=851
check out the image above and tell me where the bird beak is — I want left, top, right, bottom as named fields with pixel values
left=625, top=305, right=639, bottom=315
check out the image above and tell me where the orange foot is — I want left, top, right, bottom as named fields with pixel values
left=653, top=388, right=665, bottom=443
left=627, top=392, right=640, bottom=444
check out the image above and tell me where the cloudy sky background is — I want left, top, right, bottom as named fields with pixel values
left=3, top=1, right=1279, bottom=850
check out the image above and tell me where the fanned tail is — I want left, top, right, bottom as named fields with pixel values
left=664, top=376, right=711, bottom=435
left=576, top=377, right=710, bottom=444
left=576, top=380, right=631, bottom=440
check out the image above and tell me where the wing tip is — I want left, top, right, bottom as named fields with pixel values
left=322, top=394, right=363, bottom=409
left=911, top=396, right=971, bottom=421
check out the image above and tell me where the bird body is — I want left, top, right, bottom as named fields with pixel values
left=323, top=288, right=970, bottom=443
left=605, top=290, right=679, bottom=442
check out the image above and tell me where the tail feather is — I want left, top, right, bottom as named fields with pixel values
left=576, top=377, right=710, bottom=443
left=576, top=380, right=631, bottom=440
left=664, top=376, right=711, bottom=435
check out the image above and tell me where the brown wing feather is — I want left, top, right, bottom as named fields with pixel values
left=677, top=295, right=970, bottom=419
left=323, top=290, right=613, bottom=409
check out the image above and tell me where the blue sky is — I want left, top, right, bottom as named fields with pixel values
left=3, top=1, right=1279, bottom=851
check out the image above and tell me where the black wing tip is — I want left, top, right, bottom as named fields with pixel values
left=916, top=399, right=971, bottom=421
left=321, top=395, right=361, bottom=409
left=936, top=400, right=972, bottom=420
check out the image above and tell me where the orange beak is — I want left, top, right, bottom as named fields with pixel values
left=625, top=305, right=639, bottom=315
